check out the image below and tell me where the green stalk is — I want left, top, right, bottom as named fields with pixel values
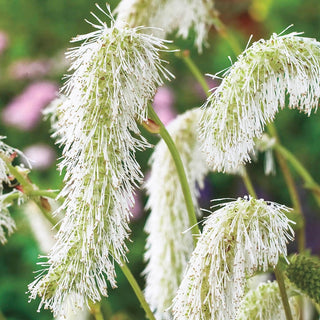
left=89, top=301, right=105, bottom=320
left=28, top=189, right=59, bottom=199
left=212, top=16, right=242, bottom=56
left=267, top=123, right=306, bottom=253
left=177, top=50, right=210, bottom=95
left=274, top=265, right=293, bottom=320
left=274, top=143, right=320, bottom=207
left=0, top=154, right=58, bottom=226
left=147, top=105, right=200, bottom=242
left=242, top=169, right=257, bottom=198
left=120, top=262, right=156, bottom=320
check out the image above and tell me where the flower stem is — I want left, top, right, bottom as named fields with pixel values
left=147, top=104, right=200, bottom=242
left=242, top=169, right=257, bottom=198
left=176, top=50, right=210, bottom=95
left=120, top=262, right=156, bottom=320
left=274, top=142, right=320, bottom=207
left=89, top=301, right=105, bottom=320
left=28, top=189, right=59, bottom=199
left=212, top=16, right=242, bottom=55
left=0, top=311, right=6, bottom=320
left=274, top=265, right=293, bottom=320
left=0, top=154, right=58, bottom=226
left=267, top=123, right=306, bottom=252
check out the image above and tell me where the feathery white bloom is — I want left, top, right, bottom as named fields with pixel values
left=29, top=5, right=172, bottom=317
left=24, top=202, right=90, bottom=320
left=0, top=192, right=17, bottom=244
left=237, top=281, right=299, bottom=320
left=200, top=32, right=320, bottom=172
left=114, top=0, right=216, bottom=52
left=172, top=196, right=294, bottom=320
left=144, top=108, right=208, bottom=320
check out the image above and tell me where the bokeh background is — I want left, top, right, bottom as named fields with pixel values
left=0, top=0, right=320, bottom=319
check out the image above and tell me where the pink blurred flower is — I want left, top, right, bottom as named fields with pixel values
left=9, top=59, right=52, bottom=80
left=23, top=144, right=56, bottom=170
left=152, top=86, right=176, bottom=125
left=2, top=81, right=58, bottom=130
left=194, top=77, right=218, bottom=99
left=130, top=191, right=144, bottom=221
left=0, top=31, right=8, bottom=54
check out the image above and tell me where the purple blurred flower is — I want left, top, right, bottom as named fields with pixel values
left=194, top=77, right=218, bottom=99
left=2, top=81, right=58, bottom=130
left=130, top=190, right=144, bottom=221
left=152, top=86, right=176, bottom=125
left=0, top=31, right=8, bottom=54
left=23, top=144, right=56, bottom=170
left=9, top=59, right=52, bottom=80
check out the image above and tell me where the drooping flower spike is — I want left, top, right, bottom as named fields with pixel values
left=172, top=196, right=295, bottom=320
left=144, top=108, right=208, bottom=319
left=114, top=0, right=217, bottom=52
left=200, top=31, right=320, bottom=172
left=237, top=281, right=299, bottom=320
left=29, top=5, right=173, bottom=317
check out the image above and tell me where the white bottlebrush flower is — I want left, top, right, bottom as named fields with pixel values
left=144, top=108, right=208, bottom=320
left=114, top=0, right=216, bottom=52
left=28, top=5, right=172, bottom=317
left=24, top=202, right=90, bottom=320
left=0, top=192, right=18, bottom=244
left=172, top=196, right=295, bottom=320
left=200, top=32, right=320, bottom=172
left=237, top=281, right=300, bottom=320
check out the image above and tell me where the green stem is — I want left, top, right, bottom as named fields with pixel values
left=120, top=262, right=156, bottom=320
left=2, top=190, right=21, bottom=203
left=242, top=169, right=257, bottom=198
left=274, top=265, right=293, bottom=320
left=212, top=16, right=242, bottom=56
left=0, top=154, right=58, bottom=226
left=177, top=51, right=210, bottom=95
left=274, top=143, right=320, bottom=207
left=147, top=105, right=200, bottom=241
left=267, top=123, right=306, bottom=252
left=0, top=311, right=6, bottom=320
left=89, top=301, right=105, bottom=320
left=28, top=189, right=59, bottom=199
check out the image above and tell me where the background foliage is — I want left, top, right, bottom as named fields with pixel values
left=0, top=0, right=319, bottom=319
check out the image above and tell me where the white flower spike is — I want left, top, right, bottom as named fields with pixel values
left=172, top=196, right=295, bottom=320
left=237, top=281, right=299, bottom=320
left=29, top=5, right=172, bottom=317
left=114, top=0, right=217, bottom=52
left=200, top=32, right=320, bottom=172
left=144, top=108, right=208, bottom=319
left=0, top=194, right=17, bottom=245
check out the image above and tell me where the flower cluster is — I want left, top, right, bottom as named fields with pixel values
left=144, top=108, right=208, bottom=319
left=172, top=197, right=294, bottom=320
left=28, top=6, right=172, bottom=317
left=200, top=32, right=320, bottom=172
left=237, top=281, right=299, bottom=320
left=114, top=0, right=216, bottom=51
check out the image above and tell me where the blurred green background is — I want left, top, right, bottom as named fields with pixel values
left=0, top=0, right=320, bottom=319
